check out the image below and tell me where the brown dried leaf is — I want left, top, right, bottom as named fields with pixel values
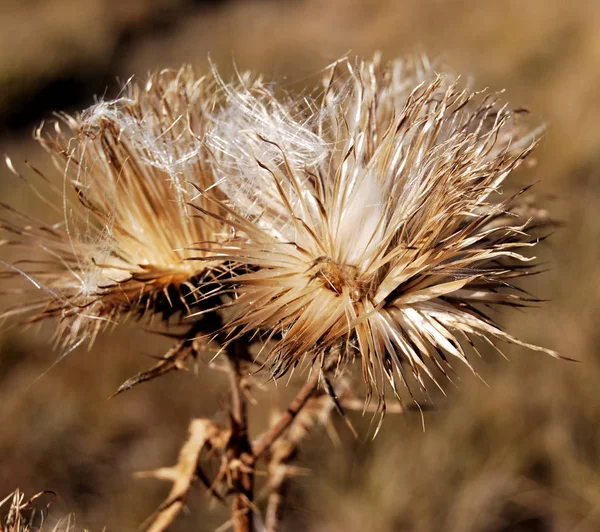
left=138, top=418, right=228, bottom=532
left=110, top=337, right=197, bottom=398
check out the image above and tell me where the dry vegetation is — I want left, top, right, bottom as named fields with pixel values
left=1, top=1, right=599, bottom=531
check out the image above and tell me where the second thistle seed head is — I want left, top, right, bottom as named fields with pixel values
left=0, top=67, right=224, bottom=349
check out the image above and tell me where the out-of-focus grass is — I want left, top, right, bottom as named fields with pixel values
left=1, top=1, right=599, bottom=530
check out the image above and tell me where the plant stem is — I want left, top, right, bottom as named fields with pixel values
left=226, top=344, right=254, bottom=532
left=252, top=370, right=320, bottom=461
left=264, top=454, right=289, bottom=532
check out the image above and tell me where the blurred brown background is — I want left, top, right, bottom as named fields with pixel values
left=1, top=1, right=599, bottom=530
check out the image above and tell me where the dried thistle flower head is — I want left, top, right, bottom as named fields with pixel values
left=0, top=66, right=222, bottom=350
left=0, top=489, right=82, bottom=532
left=203, top=55, right=559, bottom=404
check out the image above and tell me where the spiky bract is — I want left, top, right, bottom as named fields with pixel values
left=203, top=55, right=558, bottom=403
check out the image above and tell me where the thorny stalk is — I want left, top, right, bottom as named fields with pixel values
left=225, top=344, right=254, bottom=532
left=139, top=331, right=330, bottom=532
left=140, top=418, right=227, bottom=532
left=264, top=392, right=336, bottom=532
left=252, top=371, right=321, bottom=461
left=140, top=345, right=332, bottom=531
